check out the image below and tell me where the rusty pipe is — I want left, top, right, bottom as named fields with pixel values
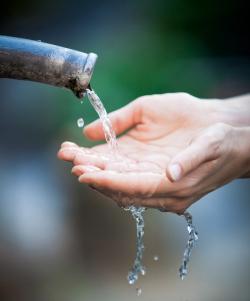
left=0, top=35, right=97, bottom=98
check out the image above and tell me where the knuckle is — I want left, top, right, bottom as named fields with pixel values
left=176, top=187, right=192, bottom=198
left=158, top=198, right=171, bottom=211
left=135, top=95, right=149, bottom=104
left=175, top=189, right=188, bottom=198
left=158, top=198, right=188, bottom=214
left=163, top=92, right=191, bottom=101
left=157, top=198, right=175, bottom=212
left=73, top=154, right=82, bottom=165
left=176, top=92, right=191, bottom=98
left=173, top=177, right=198, bottom=198
left=170, top=201, right=188, bottom=214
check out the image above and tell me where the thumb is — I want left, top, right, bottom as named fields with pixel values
left=84, top=99, right=142, bottom=141
left=166, top=134, right=220, bottom=182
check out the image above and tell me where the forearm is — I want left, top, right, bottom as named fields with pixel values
left=214, top=95, right=250, bottom=177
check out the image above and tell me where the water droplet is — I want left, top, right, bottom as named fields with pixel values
left=77, top=118, right=84, bottom=128
left=141, top=266, right=146, bottom=275
left=136, top=288, right=142, bottom=296
left=153, top=255, right=159, bottom=261
left=128, top=279, right=134, bottom=285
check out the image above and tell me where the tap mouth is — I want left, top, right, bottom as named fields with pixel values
left=73, top=52, right=98, bottom=98
left=0, top=35, right=98, bottom=99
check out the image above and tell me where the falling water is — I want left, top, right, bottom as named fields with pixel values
left=86, top=89, right=118, bottom=153
left=179, top=212, right=199, bottom=279
left=84, top=88, right=198, bottom=288
left=124, top=206, right=146, bottom=285
left=86, top=88, right=146, bottom=287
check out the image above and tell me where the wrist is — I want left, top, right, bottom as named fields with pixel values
left=204, top=94, right=250, bottom=127
left=235, top=127, right=250, bottom=178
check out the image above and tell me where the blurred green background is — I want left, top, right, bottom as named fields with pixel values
left=0, top=0, right=249, bottom=300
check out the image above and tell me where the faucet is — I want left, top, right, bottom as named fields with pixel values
left=0, top=35, right=98, bottom=98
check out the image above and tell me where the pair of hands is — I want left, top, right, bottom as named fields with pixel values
left=58, top=93, right=250, bottom=213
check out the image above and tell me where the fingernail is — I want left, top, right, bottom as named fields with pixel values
left=168, top=163, right=182, bottom=181
left=72, top=167, right=83, bottom=176
left=78, top=174, right=85, bottom=182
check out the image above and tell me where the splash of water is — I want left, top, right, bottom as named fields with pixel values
left=179, top=212, right=199, bottom=279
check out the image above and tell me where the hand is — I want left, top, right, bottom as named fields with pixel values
left=58, top=93, right=250, bottom=213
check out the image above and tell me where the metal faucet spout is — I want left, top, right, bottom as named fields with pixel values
left=0, top=36, right=98, bottom=98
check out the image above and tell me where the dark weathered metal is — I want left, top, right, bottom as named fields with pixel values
left=0, top=35, right=97, bottom=98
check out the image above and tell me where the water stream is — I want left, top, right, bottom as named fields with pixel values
left=124, top=206, right=146, bottom=285
left=86, top=89, right=118, bottom=153
left=84, top=88, right=199, bottom=289
left=179, top=211, right=199, bottom=279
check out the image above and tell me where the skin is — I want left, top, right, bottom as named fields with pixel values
left=58, top=93, right=250, bottom=214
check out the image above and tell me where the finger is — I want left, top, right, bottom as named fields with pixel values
left=78, top=170, right=162, bottom=197
left=58, top=146, right=87, bottom=162
left=72, top=165, right=101, bottom=176
left=57, top=146, right=80, bottom=161
left=60, top=142, right=93, bottom=154
left=58, top=147, right=108, bottom=169
left=84, top=99, right=142, bottom=140
left=73, top=152, right=110, bottom=169
left=61, top=141, right=79, bottom=148
left=167, top=136, right=220, bottom=182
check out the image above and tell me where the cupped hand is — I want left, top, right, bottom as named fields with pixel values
left=58, top=93, right=250, bottom=213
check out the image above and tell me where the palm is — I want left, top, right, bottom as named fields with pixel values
left=58, top=93, right=212, bottom=211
